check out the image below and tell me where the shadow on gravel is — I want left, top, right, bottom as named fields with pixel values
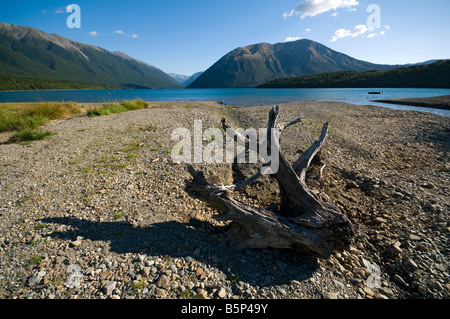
left=40, top=217, right=318, bottom=288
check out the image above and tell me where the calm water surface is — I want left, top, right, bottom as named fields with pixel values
left=1, top=88, right=449, bottom=116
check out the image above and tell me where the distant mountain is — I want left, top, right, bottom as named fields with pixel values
left=168, top=73, right=190, bottom=85
left=182, top=72, right=203, bottom=87
left=258, top=60, right=450, bottom=89
left=188, top=39, right=396, bottom=88
left=0, top=22, right=182, bottom=89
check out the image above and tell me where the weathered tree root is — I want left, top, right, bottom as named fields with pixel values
left=185, top=106, right=354, bottom=258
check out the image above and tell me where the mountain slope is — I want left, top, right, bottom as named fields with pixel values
left=182, top=72, right=203, bottom=87
left=0, top=22, right=182, bottom=89
left=188, top=39, right=395, bottom=88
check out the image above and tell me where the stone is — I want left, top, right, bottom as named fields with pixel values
left=391, top=245, right=402, bottom=254
left=327, top=292, right=340, bottom=299
left=333, top=279, right=346, bottom=290
left=363, top=287, right=375, bottom=296
left=277, top=287, right=287, bottom=297
left=196, top=288, right=208, bottom=299
left=195, top=267, right=206, bottom=280
left=27, top=275, right=42, bottom=287
left=156, top=288, right=167, bottom=298
left=156, top=275, right=170, bottom=289
left=70, top=240, right=82, bottom=247
left=407, top=258, right=419, bottom=270
left=394, top=274, right=408, bottom=287
left=217, top=287, right=227, bottom=298
left=103, top=281, right=117, bottom=296
left=435, top=264, right=446, bottom=272
left=374, top=217, right=387, bottom=224
left=142, top=267, right=151, bottom=277
left=409, top=234, right=421, bottom=241
left=379, top=287, right=394, bottom=298
left=170, top=264, right=178, bottom=274
left=100, top=270, right=112, bottom=280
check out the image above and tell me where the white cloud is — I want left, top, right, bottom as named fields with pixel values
left=284, top=0, right=359, bottom=19
left=383, top=25, right=391, bottom=30
left=305, top=28, right=311, bottom=33
left=285, top=36, right=302, bottom=42
left=42, top=9, right=47, bottom=14
left=330, top=24, right=367, bottom=42
left=331, top=23, right=389, bottom=42
left=283, top=9, right=295, bottom=19
left=115, top=30, right=125, bottom=35
left=131, top=34, right=139, bottom=38
left=367, top=30, right=386, bottom=39
left=87, top=31, right=98, bottom=37
left=332, top=12, right=339, bottom=17
left=55, top=5, right=72, bottom=14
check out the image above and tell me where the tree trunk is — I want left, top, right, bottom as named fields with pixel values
left=185, top=106, right=354, bottom=258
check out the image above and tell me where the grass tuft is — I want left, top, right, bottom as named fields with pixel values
left=86, top=99, right=148, bottom=117
left=0, top=102, right=81, bottom=143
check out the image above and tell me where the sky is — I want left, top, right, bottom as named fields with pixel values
left=0, top=0, right=449, bottom=76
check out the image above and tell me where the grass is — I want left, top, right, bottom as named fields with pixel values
left=0, top=100, right=148, bottom=143
left=27, top=254, right=44, bottom=266
left=0, top=102, right=81, bottom=143
left=86, top=99, right=148, bottom=117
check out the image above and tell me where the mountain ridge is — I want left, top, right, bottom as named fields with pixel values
left=188, top=39, right=397, bottom=88
left=0, top=22, right=182, bottom=89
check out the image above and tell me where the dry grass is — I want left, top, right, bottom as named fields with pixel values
left=0, top=102, right=81, bottom=142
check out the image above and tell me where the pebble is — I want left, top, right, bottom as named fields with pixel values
left=217, top=287, right=227, bottom=298
left=363, top=287, right=375, bottom=297
left=103, top=281, right=117, bottom=296
left=156, top=275, right=170, bottom=289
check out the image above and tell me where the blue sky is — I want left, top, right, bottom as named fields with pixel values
left=1, top=0, right=449, bottom=75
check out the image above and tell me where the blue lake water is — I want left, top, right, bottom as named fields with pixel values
left=1, top=88, right=450, bottom=116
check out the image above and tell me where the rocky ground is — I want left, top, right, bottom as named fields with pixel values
left=0, top=100, right=448, bottom=300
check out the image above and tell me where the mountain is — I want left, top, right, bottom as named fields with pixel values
left=182, top=72, right=203, bottom=87
left=168, top=73, right=190, bottom=85
left=257, top=60, right=450, bottom=89
left=188, top=39, right=396, bottom=88
left=0, top=22, right=182, bottom=89
left=168, top=72, right=204, bottom=87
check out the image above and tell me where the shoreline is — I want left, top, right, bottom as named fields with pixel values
left=373, top=95, right=450, bottom=111
left=0, top=100, right=448, bottom=300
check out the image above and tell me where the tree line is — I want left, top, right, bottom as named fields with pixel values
left=0, top=74, right=114, bottom=91
left=257, top=60, right=450, bottom=89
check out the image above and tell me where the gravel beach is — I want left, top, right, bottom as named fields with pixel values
left=0, top=100, right=448, bottom=300
left=374, top=95, right=450, bottom=111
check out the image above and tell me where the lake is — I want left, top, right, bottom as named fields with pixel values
left=1, top=88, right=450, bottom=116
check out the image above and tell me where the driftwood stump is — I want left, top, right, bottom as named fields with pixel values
left=186, top=106, right=354, bottom=258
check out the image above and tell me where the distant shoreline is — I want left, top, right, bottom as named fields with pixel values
left=373, top=95, right=450, bottom=111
